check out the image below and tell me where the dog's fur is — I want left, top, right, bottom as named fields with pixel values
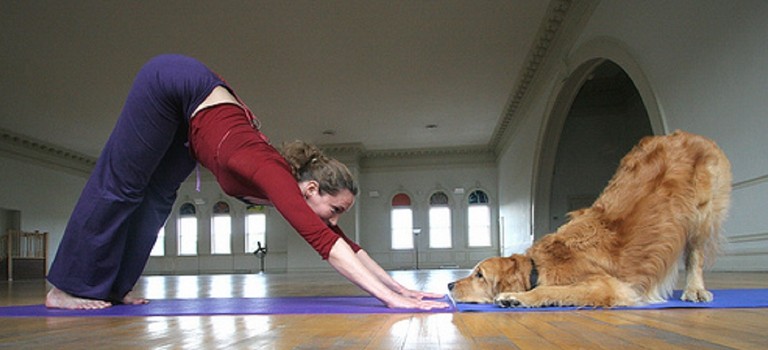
left=448, top=131, right=731, bottom=307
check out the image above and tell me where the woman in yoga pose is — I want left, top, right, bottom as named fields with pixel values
left=46, top=54, right=448, bottom=311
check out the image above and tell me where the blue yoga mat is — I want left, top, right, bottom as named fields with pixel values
left=2, top=289, right=766, bottom=317
left=455, top=289, right=768, bottom=312
left=0, top=295, right=455, bottom=317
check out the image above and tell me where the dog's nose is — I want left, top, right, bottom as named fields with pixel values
left=447, top=282, right=455, bottom=291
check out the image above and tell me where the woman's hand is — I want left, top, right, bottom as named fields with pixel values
left=327, top=241, right=452, bottom=310
left=398, top=288, right=446, bottom=301
left=383, top=293, right=451, bottom=310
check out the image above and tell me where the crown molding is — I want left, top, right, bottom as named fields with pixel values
left=489, top=0, right=598, bottom=153
left=489, top=0, right=572, bottom=150
left=317, top=143, right=366, bottom=164
left=1, top=127, right=496, bottom=178
left=320, top=142, right=495, bottom=159
left=0, top=127, right=96, bottom=177
left=360, top=145, right=496, bottom=171
left=318, top=142, right=366, bottom=155
left=319, top=142, right=496, bottom=169
left=363, top=145, right=493, bottom=159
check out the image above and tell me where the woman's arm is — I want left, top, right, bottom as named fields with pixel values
left=189, top=89, right=445, bottom=308
left=354, top=249, right=446, bottom=300
left=326, top=239, right=449, bottom=310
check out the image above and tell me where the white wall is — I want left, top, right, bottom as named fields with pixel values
left=145, top=156, right=498, bottom=274
left=359, top=162, right=498, bottom=270
left=0, top=157, right=85, bottom=270
left=143, top=177, right=276, bottom=274
left=497, top=0, right=768, bottom=270
left=496, top=80, right=554, bottom=257
left=5, top=0, right=766, bottom=274
left=575, top=0, right=768, bottom=271
left=0, top=147, right=496, bottom=275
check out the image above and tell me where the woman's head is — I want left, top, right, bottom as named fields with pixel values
left=281, top=140, right=358, bottom=225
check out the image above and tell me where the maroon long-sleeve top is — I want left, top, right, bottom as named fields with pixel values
left=189, top=103, right=361, bottom=259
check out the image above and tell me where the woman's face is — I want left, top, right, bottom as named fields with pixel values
left=301, top=181, right=355, bottom=226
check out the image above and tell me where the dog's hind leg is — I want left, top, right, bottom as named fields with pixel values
left=682, top=146, right=731, bottom=303
left=681, top=245, right=712, bottom=302
left=681, top=207, right=722, bottom=302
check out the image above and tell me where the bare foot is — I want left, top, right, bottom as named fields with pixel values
left=122, top=291, right=149, bottom=305
left=45, top=287, right=112, bottom=310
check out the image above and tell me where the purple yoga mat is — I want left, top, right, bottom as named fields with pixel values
left=455, top=289, right=768, bottom=312
left=3, top=289, right=766, bottom=317
left=0, top=296, right=455, bottom=317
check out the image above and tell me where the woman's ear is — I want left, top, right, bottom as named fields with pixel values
left=301, top=180, right=320, bottom=198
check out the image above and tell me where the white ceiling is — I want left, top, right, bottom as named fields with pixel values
left=1, top=1, right=550, bottom=158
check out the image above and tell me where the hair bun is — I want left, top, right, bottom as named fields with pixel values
left=281, top=140, right=324, bottom=176
left=279, top=140, right=358, bottom=196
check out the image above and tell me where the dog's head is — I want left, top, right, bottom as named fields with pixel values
left=448, top=255, right=532, bottom=303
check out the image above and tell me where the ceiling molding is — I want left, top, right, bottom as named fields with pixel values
left=320, top=142, right=495, bottom=162
left=317, top=143, right=366, bottom=164
left=360, top=145, right=496, bottom=171
left=363, top=145, right=492, bottom=160
left=1, top=128, right=496, bottom=178
left=318, top=143, right=366, bottom=155
left=489, top=0, right=575, bottom=151
left=0, top=127, right=96, bottom=177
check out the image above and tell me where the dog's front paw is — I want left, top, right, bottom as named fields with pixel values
left=494, top=293, right=524, bottom=308
left=681, top=288, right=713, bottom=303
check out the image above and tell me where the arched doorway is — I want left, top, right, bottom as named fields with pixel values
left=534, top=60, right=654, bottom=238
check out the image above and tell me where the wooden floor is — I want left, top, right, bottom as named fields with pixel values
left=1, top=270, right=767, bottom=349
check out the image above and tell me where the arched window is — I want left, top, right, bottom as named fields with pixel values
left=178, top=202, right=198, bottom=255
left=245, top=205, right=266, bottom=253
left=211, top=201, right=232, bottom=254
left=428, top=191, right=451, bottom=248
left=468, top=190, right=491, bottom=247
left=391, top=193, right=413, bottom=250
left=150, top=226, right=165, bottom=257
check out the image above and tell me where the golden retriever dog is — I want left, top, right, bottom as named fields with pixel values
left=449, top=130, right=731, bottom=308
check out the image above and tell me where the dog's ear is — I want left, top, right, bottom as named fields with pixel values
left=492, top=256, right=527, bottom=294
left=491, top=257, right=514, bottom=294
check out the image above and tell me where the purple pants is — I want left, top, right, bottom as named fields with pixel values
left=47, top=55, right=226, bottom=301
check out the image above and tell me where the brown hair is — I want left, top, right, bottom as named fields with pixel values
left=280, top=140, right=358, bottom=196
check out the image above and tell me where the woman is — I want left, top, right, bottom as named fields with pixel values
left=45, top=54, right=448, bottom=310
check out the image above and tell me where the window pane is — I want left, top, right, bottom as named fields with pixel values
left=211, top=215, right=231, bottom=254
left=246, top=213, right=266, bottom=253
left=180, top=203, right=196, bottom=216
left=468, top=190, right=489, bottom=204
left=213, top=201, right=230, bottom=214
left=391, top=208, right=413, bottom=250
left=150, top=226, right=165, bottom=256
left=429, top=207, right=452, bottom=248
left=429, top=192, right=449, bottom=205
left=178, top=216, right=198, bottom=255
left=468, top=205, right=491, bottom=247
left=391, top=193, right=411, bottom=206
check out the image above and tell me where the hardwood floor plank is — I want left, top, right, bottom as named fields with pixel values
left=583, top=312, right=698, bottom=350
left=1, top=270, right=767, bottom=349
left=612, top=310, right=767, bottom=349
left=463, top=313, right=556, bottom=349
